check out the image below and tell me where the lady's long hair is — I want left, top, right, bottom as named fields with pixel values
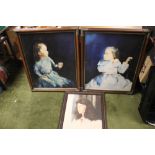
left=74, top=98, right=97, bottom=121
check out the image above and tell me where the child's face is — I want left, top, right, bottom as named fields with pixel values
left=38, top=44, right=49, bottom=57
left=103, top=50, right=114, bottom=61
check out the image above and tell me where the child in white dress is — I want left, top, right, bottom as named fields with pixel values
left=85, top=46, right=133, bottom=91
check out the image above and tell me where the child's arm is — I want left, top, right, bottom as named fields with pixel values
left=34, top=64, right=43, bottom=77
left=49, top=57, right=63, bottom=69
left=125, top=57, right=133, bottom=64
left=49, top=57, right=58, bottom=68
left=117, top=57, right=133, bottom=74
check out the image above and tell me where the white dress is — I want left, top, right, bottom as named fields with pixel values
left=85, top=59, right=132, bottom=91
left=63, top=118, right=102, bottom=129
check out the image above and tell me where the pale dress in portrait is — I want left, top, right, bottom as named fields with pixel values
left=63, top=118, right=102, bottom=129
left=85, top=59, right=132, bottom=91
left=34, top=57, right=73, bottom=87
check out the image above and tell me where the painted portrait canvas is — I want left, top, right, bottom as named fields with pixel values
left=16, top=28, right=80, bottom=91
left=81, top=28, right=150, bottom=93
left=59, top=92, right=106, bottom=129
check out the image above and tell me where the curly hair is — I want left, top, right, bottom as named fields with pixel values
left=104, top=46, right=119, bottom=59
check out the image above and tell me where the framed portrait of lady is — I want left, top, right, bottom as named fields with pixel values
left=80, top=27, right=150, bottom=94
left=59, top=92, right=107, bottom=129
left=15, top=27, right=80, bottom=91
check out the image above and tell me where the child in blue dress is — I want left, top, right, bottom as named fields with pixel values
left=85, top=46, right=133, bottom=91
left=34, top=43, right=73, bottom=88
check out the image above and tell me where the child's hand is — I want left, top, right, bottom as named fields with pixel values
left=125, top=57, right=133, bottom=63
left=41, top=75, right=49, bottom=80
left=57, top=62, right=63, bottom=69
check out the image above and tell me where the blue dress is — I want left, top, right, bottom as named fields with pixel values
left=34, top=57, right=73, bottom=88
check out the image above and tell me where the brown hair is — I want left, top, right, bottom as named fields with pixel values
left=74, top=98, right=97, bottom=121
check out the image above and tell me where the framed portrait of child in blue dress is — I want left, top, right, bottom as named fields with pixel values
left=16, top=27, right=80, bottom=91
left=81, top=27, right=150, bottom=94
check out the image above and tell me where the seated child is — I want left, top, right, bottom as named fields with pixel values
left=34, top=43, right=73, bottom=88
left=85, top=46, right=133, bottom=90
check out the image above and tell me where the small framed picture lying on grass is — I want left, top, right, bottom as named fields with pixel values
left=80, top=27, right=150, bottom=94
left=15, top=27, right=80, bottom=91
left=59, top=92, right=107, bottom=129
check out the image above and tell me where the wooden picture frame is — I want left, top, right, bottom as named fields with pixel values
left=58, top=92, right=107, bottom=129
left=15, top=27, right=80, bottom=91
left=80, top=27, right=150, bottom=94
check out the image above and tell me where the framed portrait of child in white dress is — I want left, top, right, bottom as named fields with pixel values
left=80, top=27, right=150, bottom=94
left=15, top=27, right=80, bottom=91
left=59, top=92, right=107, bottom=129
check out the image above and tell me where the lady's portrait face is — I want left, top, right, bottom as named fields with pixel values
left=104, top=50, right=114, bottom=61
left=77, top=102, right=86, bottom=115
